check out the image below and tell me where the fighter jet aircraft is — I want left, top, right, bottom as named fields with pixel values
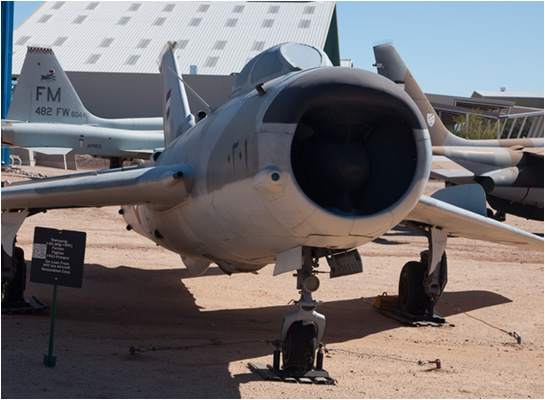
left=2, top=47, right=164, bottom=168
left=2, top=42, right=543, bottom=375
left=373, top=43, right=544, bottom=221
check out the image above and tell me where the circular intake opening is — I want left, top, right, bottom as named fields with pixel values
left=290, top=101, right=418, bottom=216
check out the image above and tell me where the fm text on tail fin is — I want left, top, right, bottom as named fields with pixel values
left=7, top=47, right=96, bottom=125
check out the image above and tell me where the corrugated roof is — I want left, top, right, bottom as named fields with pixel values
left=12, top=1, right=336, bottom=76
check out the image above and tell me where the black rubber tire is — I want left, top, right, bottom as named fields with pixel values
left=282, top=321, right=316, bottom=372
left=494, top=211, right=506, bottom=222
left=398, top=261, right=429, bottom=315
left=2, top=246, right=26, bottom=302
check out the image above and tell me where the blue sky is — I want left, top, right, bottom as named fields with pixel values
left=10, top=1, right=544, bottom=97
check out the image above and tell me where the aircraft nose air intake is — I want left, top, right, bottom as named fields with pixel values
left=294, top=139, right=371, bottom=214
left=264, top=67, right=428, bottom=217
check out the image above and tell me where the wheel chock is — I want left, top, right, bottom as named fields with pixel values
left=373, top=293, right=454, bottom=327
left=248, top=362, right=336, bottom=384
left=374, top=292, right=399, bottom=310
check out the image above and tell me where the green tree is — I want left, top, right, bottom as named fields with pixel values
left=453, top=112, right=499, bottom=140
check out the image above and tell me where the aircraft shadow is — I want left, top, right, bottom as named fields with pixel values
left=7, top=262, right=512, bottom=398
left=22, top=263, right=513, bottom=344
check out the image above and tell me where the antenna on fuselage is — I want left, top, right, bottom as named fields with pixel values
left=167, top=67, right=214, bottom=114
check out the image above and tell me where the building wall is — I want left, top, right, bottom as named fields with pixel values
left=67, top=72, right=236, bottom=118
left=11, top=1, right=339, bottom=119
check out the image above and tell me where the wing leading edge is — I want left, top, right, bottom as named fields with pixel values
left=405, top=185, right=543, bottom=250
left=1, top=170, right=541, bottom=257
left=1, top=163, right=194, bottom=211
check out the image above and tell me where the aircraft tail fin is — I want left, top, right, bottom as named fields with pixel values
left=158, top=42, right=195, bottom=146
left=373, top=43, right=453, bottom=146
left=7, top=47, right=96, bottom=125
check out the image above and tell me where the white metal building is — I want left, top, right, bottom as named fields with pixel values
left=12, top=1, right=340, bottom=118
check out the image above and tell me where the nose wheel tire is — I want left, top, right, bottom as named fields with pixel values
left=282, top=321, right=317, bottom=372
left=398, top=261, right=429, bottom=315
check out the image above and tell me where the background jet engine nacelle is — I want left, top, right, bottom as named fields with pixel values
left=476, top=167, right=520, bottom=193
left=263, top=67, right=431, bottom=246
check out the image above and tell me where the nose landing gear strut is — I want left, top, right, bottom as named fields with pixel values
left=266, top=248, right=335, bottom=383
left=250, top=247, right=362, bottom=383
left=276, top=264, right=325, bottom=373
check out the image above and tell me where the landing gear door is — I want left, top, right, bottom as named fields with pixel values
left=327, top=249, right=363, bottom=278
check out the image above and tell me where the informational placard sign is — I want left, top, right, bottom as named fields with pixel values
left=29, top=227, right=87, bottom=367
left=30, top=227, right=86, bottom=288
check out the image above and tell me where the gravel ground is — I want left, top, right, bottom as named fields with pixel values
left=2, top=159, right=543, bottom=398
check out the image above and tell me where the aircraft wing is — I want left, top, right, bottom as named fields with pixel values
left=120, top=149, right=155, bottom=154
left=1, top=163, right=194, bottom=211
left=523, top=147, right=544, bottom=159
left=430, top=155, right=475, bottom=183
left=26, top=147, right=73, bottom=156
left=404, top=185, right=543, bottom=250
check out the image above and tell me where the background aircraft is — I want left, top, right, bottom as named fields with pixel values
left=1, top=47, right=165, bottom=168
left=2, top=42, right=542, bottom=375
left=373, top=43, right=544, bottom=221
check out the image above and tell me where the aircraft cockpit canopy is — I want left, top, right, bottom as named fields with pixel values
left=230, top=43, right=332, bottom=98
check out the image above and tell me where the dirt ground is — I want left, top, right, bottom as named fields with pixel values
left=1, top=157, right=543, bottom=399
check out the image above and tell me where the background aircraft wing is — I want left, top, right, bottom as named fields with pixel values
left=120, top=149, right=155, bottom=154
left=1, top=163, right=194, bottom=211
left=26, top=147, right=73, bottom=156
left=430, top=155, right=475, bottom=182
left=523, top=147, right=544, bottom=159
left=404, top=185, right=543, bottom=250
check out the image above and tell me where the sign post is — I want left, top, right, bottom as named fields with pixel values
left=30, top=227, right=86, bottom=367
left=44, top=285, right=59, bottom=367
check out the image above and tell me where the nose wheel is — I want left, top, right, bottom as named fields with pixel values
left=282, top=320, right=316, bottom=372
left=263, top=278, right=332, bottom=383
left=251, top=248, right=356, bottom=383
left=272, top=248, right=330, bottom=379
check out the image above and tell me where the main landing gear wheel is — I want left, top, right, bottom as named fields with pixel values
left=2, top=244, right=46, bottom=313
left=2, top=246, right=26, bottom=303
left=398, top=261, right=428, bottom=315
left=282, top=321, right=316, bottom=372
